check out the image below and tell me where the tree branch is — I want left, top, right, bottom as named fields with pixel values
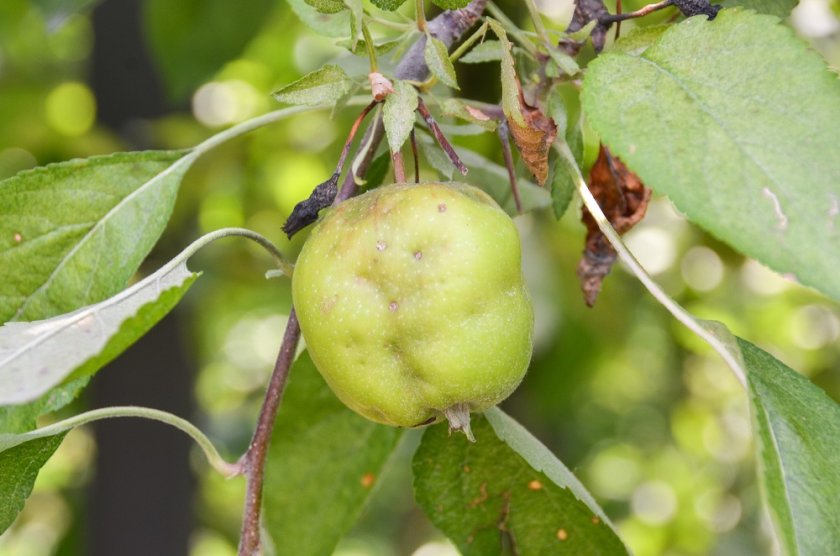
left=237, top=309, right=301, bottom=555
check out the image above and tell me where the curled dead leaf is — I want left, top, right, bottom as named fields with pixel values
left=369, top=72, right=395, bottom=102
left=508, top=85, right=557, bottom=186
left=579, top=145, right=651, bottom=306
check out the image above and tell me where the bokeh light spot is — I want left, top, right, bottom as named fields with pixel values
left=45, top=82, right=96, bottom=136
left=681, top=246, right=724, bottom=291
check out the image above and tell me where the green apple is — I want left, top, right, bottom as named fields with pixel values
left=292, top=182, right=533, bottom=440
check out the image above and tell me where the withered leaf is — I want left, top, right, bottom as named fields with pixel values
left=579, top=145, right=651, bottom=306
left=282, top=172, right=340, bottom=238
left=508, top=86, right=557, bottom=186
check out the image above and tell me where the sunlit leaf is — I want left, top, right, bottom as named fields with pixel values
left=0, top=150, right=190, bottom=323
left=413, top=409, right=628, bottom=555
left=272, top=64, right=355, bottom=106
left=425, top=35, right=460, bottom=89
left=263, top=351, right=402, bottom=555
left=582, top=10, right=840, bottom=301
left=383, top=80, right=419, bottom=153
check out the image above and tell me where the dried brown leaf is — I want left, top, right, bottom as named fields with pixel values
left=508, top=86, right=557, bottom=186
left=578, top=145, right=651, bottom=306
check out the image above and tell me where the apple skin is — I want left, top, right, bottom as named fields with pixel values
left=292, top=182, right=533, bottom=434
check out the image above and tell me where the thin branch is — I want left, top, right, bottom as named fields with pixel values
left=417, top=97, right=468, bottom=176
left=497, top=120, right=522, bottom=214
left=237, top=309, right=301, bottom=556
left=392, top=150, right=407, bottom=182
left=410, top=129, right=421, bottom=183
left=600, top=0, right=673, bottom=24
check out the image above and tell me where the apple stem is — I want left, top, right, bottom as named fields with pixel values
left=444, top=403, right=476, bottom=442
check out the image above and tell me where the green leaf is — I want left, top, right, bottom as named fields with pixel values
left=287, top=0, right=352, bottom=38
left=459, top=40, right=503, bottom=63
left=383, top=80, right=419, bottom=154
left=550, top=148, right=577, bottom=219
left=440, top=98, right=498, bottom=131
left=0, top=226, right=287, bottom=408
left=739, top=338, right=840, bottom=555
left=263, top=351, right=402, bottom=556
left=370, top=0, right=408, bottom=11
left=413, top=409, right=628, bottom=555
left=430, top=0, right=471, bottom=9
left=337, top=37, right=401, bottom=56
left=425, top=36, right=460, bottom=89
left=607, top=23, right=669, bottom=56
left=0, top=150, right=191, bottom=323
left=144, top=0, right=274, bottom=100
left=273, top=64, right=355, bottom=106
left=0, top=434, right=64, bottom=534
left=304, top=0, right=346, bottom=13
left=487, top=19, right=524, bottom=126
left=582, top=10, right=840, bottom=302
left=721, top=0, right=798, bottom=17
left=456, top=147, right=551, bottom=215
left=546, top=47, right=580, bottom=77
left=0, top=246, right=202, bottom=406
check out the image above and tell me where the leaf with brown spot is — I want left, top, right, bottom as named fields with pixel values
left=413, top=409, right=628, bottom=555
left=579, top=145, right=651, bottom=306
left=508, top=87, right=557, bottom=186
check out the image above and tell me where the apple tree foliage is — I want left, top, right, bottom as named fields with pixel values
left=1, top=0, right=840, bottom=554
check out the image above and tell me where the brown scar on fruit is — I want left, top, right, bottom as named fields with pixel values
left=591, top=516, right=600, bottom=524
left=321, top=295, right=338, bottom=314
left=527, top=480, right=542, bottom=491
left=468, top=482, right=489, bottom=508
left=556, top=528, right=568, bottom=541
left=13, top=233, right=22, bottom=243
left=438, top=203, right=447, bottom=213
left=360, top=473, right=375, bottom=488
left=463, top=465, right=470, bottom=473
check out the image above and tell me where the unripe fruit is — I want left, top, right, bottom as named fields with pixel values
left=292, top=182, right=533, bottom=440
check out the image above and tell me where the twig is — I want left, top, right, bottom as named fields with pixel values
left=237, top=310, right=301, bottom=556
left=615, top=0, right=623, bottom=39
left=497, top=120, right=522, bottom=214
left=410, top=129, right=421, bottom=183
left=337, top=0, right=488, bottom=200
left=392, top=150, right=407, bottom=182
left=600, top=0, right=673, bottom=24
left=417, top=97, right=468, bottom=176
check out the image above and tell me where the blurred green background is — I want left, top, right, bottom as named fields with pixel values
left=1, top=0, right=839, bottom=555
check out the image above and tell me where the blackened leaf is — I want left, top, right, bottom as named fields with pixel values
left=282, top=172, right=340, bottom=238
